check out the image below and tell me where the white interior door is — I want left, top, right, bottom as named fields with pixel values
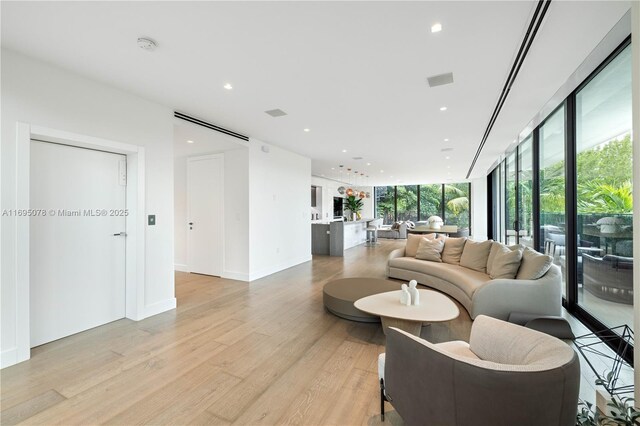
left=187, top=154, right=223, bottom=276
left=30, top=140, right=126, bottom=347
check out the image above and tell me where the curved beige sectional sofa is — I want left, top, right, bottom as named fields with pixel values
left=386, top=238, right=562, bottom=320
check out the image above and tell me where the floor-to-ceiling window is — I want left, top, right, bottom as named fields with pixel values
left=505, top=152, right=517, bottom=244
left=374, top=182, right=470, bottom=230
left=487, top=38, right=633, bottom=360
left=518, top=136, right=534, bottom=248
left=539, top=105, right=567, bottom=296
left=420, top=184, right=443, bottom=219
left=575, top=44, right=633, bottom=330
left=396, top=185, right=418, bottom=222
left=444, top=183, right=470, bottom=231
left=374, top=186, right=395, bottom=224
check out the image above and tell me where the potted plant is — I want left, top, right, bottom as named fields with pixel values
left=343, top=195, right=363, bottom=221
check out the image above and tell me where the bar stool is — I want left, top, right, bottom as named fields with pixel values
left=366, top=227, right=378, bottom=246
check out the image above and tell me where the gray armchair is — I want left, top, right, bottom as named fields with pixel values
left=379, top=315, right=579, bottom=425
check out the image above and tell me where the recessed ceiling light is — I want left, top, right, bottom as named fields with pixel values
left=187, top=140, right=194, bottom=144
left=342, top=149, right=347, bottom=153
left=431, top=23, right=442, bottom=33
left=390, top=175, right=394, bottom=178
left=380, top=170, right=384, bottom=173
left=223, top=83, right=233, bottom=90
left=445, top=156, right=451, bottom=160
left=304, top=128, right=310, bottom=132
left=366, top=162, right=371, bottom=166
left=444, top=138, right=449, bottom=142
left=440, top=106, right=447, bottom=111
left=331, top=167, right=335, bottom=170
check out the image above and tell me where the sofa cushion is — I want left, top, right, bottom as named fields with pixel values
left=487, top=242, right=522, bottom=276
left=460, top=240, right=493, bottom=273
left=405, top=233, right=436, bottom=257
left=442, top=237, right=467, bottom=265
left=490, top=244, right=524, bottom=279
left=516, top=247, right=553, bottom=280
left=415, top=237, right=445, bottom=262
left=388, top=257, right=490, bottom=298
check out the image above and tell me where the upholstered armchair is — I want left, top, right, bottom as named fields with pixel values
left=378, top=315, right=580, bottom=426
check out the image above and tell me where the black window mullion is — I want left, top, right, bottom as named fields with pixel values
left=532, top=128, right=540, bottom=252
left=417, top=185, right=421, bottom=221
left=565, top=95, right=578, bottom=309
left=393, top=186, right=398, bottom=222
left=441, top=184, right=446, bottom=222
left=515, top=146, right=520, bottom=244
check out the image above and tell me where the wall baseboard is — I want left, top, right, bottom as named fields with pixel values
left=249, top=255, right=312, bottom=281
left=222, top=270, right=250, bottom=282
left=174, top=263, right=188, bottom=272
left=1, top=347, right=18, bottom=369
left=144, top=298, right=177, bottom=318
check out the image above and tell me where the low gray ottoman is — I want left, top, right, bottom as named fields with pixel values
left=323, top=278, right=401, bottom=322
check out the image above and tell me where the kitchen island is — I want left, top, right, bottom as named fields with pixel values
left=311, top=218, right=374, bottom=256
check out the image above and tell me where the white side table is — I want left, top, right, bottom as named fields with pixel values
left=354, top=289, right=459, bottom=336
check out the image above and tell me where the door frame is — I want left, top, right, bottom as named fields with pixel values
left=14, top=122, right=146, bottom=364
left=186, top=153, right=224, bottom=275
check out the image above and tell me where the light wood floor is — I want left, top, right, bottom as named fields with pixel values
left=3, top=240, right=459, bottom=425
left=1, top=240, right=604, bottom=425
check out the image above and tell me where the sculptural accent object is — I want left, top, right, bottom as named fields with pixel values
left=400, top=284, right=411, bottom=306
left=408, top=280, right=420, bottom=306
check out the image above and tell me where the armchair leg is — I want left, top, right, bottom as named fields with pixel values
left=380, top=378, right=385, bottom=421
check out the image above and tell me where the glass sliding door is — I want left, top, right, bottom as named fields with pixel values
left=444, top=183, right=470, bottom=230
left=374, top=186, right=395, bottom=224
left=505, top=152, right=517, bottom=245
left=539, top=105, right=567, bottom=297
left=575, top=45, right=633, bottom=330
left=419, top=184, right=442, bottom=221
left=518, top=137, right=534, bottom=248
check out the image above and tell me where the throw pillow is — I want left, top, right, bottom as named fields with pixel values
left=405, top=233, right=436, bottom=257
left=391, top=222, right=400, bottom=230
left=459, top=239, right=493, bottom=273
left=516, top=247, right=554, bottom=280
left=441, top=237, right=467, bottom=265
left=486, top=242, right=522, bottom=276
left=490, top=245, right=524, bottom=279
left=415, top=237, right=445, bottom=262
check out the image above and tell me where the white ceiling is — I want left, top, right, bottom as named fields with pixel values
left=173, top=120, right=247, bottom=158
left=1, top=1, right=631, bottom=186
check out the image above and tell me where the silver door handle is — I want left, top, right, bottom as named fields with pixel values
left=113, top=232, right=127, bottom=236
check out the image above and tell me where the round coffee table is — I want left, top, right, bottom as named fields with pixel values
left=354, top=289, right=459, bottom=336
left=323, top=278, right=401, bottom=322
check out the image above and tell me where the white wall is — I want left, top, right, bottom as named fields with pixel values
left=1, top=49, right=175, bottom=367
left=249, top=140, right=311, bottom=280
left=173, top=148, right=250, bottom=280
left=174, top=158, right=188, bottom=269
left=470, top=177, right=488, bottom=240
left=223, top=148, right=250, bottom=280
left=631, top=0, right=639, bottom=404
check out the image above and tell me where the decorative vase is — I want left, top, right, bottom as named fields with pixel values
left=352, top=212, right=357, bottom=221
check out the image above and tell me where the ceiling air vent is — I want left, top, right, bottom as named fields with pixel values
left=427, top=72, right=454, bottom=88
left=265, top=109, right=288, bottom=117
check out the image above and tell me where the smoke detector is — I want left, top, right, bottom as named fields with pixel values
left=137, top=37, right=157, bottom=51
